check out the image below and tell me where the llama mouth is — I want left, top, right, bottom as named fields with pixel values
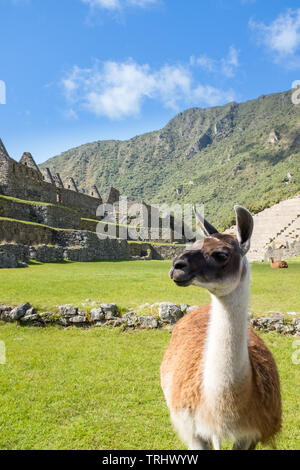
left=173, top=278, right=193, bottom=287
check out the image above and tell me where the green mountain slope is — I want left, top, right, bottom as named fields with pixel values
left=41, top=90, right=300, bottom=229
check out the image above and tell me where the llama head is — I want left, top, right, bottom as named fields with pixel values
left=169, top=205, right=253, bottom=296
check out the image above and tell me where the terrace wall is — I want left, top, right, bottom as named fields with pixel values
left=0, top=197, right=81, bottom=230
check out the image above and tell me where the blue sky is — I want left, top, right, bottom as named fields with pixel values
left=0, top=0, right=300, bottom=163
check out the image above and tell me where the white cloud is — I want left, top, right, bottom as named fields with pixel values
left=82, top=0, right=158, bottom=10
left=190, top=46, right=240, bottom=78
left=250, top=9, right=300, bottom=64
left=62, top=59, right=236, bottom=120
left=221, top=46, right=239, bottom=77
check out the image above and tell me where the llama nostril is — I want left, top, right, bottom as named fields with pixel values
left=174, top=260, right=188, bottom=271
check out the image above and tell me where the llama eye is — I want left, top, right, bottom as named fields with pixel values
left=212, top=252, right=229, bottom=262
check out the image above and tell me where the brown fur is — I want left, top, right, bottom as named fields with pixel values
left=270, top=257, right=288, bottom=269
left=161, top=306, right=282, bottom=445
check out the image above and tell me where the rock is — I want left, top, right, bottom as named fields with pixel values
left=23, top=307, right=35, bottom=316
left=29, top=245, right=64, bottom=263
left=101, top=303, right=119, bottom=319
left=90, top=308, right=105, bottom=322
left=39, top=312, right=55, bottom=323
left=84, top=299, right=92, bottom=303
left=281, top=325, right=295, bottom=335
left=20, top=309, right=42, bottom=325
left=180, top=304, right=190, bottom=314
left=287, top=312, right=298, bottom=316
left=292, top=318, right=300, bottom=332
left=91, top=301, right=100, bottom=306
left=187, top=306, right=200, bottom=314
left=68, top=314, right=87, bottom=324
left=0, top=305, right=12, bottom=314
left=0, top=305, right=12, bottom=321
left=268, top=130, right=279, bottom=144
left=254, top=316, right=284, bottom=331
left=123, top=312, right=138, bottom=327
left=0, top=251, right=18, bottom=269
left=18, top=262, right=28, bottom=268
left=138, top=316, right=158, bottom=329
left=163, top=324, right=174, bottom=331
left=158, top=303, right=183, bottom=324
left=9, top=303, right=31, bottom=321
left=93, top=321, right=106, bottom=327
left=58, top=305, right=78, bottom=317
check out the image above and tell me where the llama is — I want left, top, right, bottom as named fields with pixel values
left=270, top=257, right=288, bottom=269
left=161, top=206, right=282, bottom=450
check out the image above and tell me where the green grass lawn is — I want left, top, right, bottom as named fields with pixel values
left=0, top=324, right=298, bottom=450
left=0, top=257, right=299, bottom=315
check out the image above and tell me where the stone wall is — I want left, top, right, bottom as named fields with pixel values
left=55, top=230, right=131, bottom=260
left=128, top=242, right=185, bottom=260
left=226, top=196, right=300, bottom=262
left=0, top=140, right=102, bottom=219
left=0, top=197, right=81, bottom=230
left=0, top=219, right=55, bottom=245
left=0, top=243, right=30, bottom=263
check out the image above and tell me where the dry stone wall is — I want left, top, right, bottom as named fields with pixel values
left=0, top=219, right=55, bottom=245
left=129, top=241, right=184, bottom=260
left=0, top=197, right=81, bottom=230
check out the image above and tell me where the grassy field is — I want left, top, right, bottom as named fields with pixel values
left=0, top=257, right=299, bottom=315
left=0, top=324, right=298, bottom=450
left=0, top=258, right=299, bottom=450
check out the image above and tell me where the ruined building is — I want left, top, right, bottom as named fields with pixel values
left=0, top=139, right=185, bottom=267
left=0, top=139, right=109, bottom=219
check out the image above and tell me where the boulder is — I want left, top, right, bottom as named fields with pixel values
left=0, top=251, right=18, bottom=269
left=20, top=308, right=43, bottom=325
left=0, top=305, right=12, bottom=321
left=90, top=308, right=105, bottom=322
left=101, top=303, right=119, bottom=319
left=252, top=316, right=284, bottom=331
left=293, top=318, right=300, bottom=333
left=180, top=304, right=190, bottom=314
left=123, top=312, right=138, bottom=327
left=158, top=302, right=183, bottom=324
left=138, top=316, right=158, bottom=329
left=58, top=305, right=78, bottom=317
left=9, top=303, right=31, bottom=321
left=68, top=315, right=87, bottom=324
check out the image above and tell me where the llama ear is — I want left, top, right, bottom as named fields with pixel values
left=234, top=205, right=253, bottom=255
left=193, top=206, right=219, bottom=237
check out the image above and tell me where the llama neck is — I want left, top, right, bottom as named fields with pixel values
left=203, top=260, right=251, bottom=395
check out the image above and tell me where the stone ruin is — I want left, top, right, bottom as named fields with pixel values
left=0, top=139, right=185, bottom=267
left=225, top=195, right=300, bottom=262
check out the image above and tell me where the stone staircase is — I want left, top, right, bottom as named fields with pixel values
left=226, top=195, right=300, bottom=262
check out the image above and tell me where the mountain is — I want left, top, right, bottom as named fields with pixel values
left=41, top=90, right=300, bottom=229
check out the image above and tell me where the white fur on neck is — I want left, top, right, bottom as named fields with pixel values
left=203, top=259, right=251, bottom=396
